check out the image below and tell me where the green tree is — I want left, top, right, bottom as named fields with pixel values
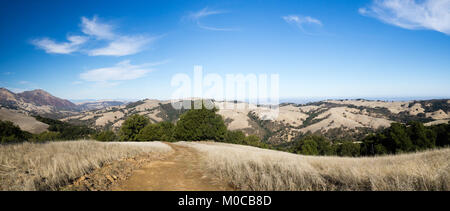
left=407, top=121, right=435, bottom=150
left=314, top=136, right=335, bottom=155
left=174, top=106, right=227, bottom=141
left=385, top=123, right=413, bottom=153
left=297, top=139, right=319, bottom=155
left=34, top=116, right=94, bottom=140
left=94, top=130, right=118, bottom=142
left=137, top=122, right=175, bottom=142
left=433, top=123, right=450, bottom=147
left=157, top=121, right=176, bottom=142
left=0, top=120, right=31, bottom=143
left=33, top=131, right=60, bottom=142
left=337, top=141, right=361, bottom=157
left=292, top=135, right=334, bottom=156
left=244, top=135, right=261, bottom=145
left=224, top=130, right=246, bottom=144
left=119, top=114, right=150, bottom=141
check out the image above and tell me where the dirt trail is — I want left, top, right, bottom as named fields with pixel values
left=112, top=143, right=233, bottom=191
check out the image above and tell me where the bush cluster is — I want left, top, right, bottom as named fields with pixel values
left=360, top=121, right=450, bottom=155
left=0, top=117, right=94, bottom=144
left=115, top=106, right=267, bottom=147
left=34, top=116, right=94, bottom=140
left=290, top=121, right=449, bottom=157
left=291, top=135, right=361, bottom=157
left=0, top=120, right=32, bottom=143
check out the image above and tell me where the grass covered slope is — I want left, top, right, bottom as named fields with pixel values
left=177, top=142, right=450, bottom=191
left=0, top=108, right=48, bottom=134
left=0, top=141, right=173, bottom=190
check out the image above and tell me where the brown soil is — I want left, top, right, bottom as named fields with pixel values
left=64, top=143, right=233, bottom=191
left=112, top=143, right=233, bottom=191
left=62, top=153, right=168, bottom=191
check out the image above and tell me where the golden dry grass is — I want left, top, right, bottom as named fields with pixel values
left=0, top=141, right=172, bottom=191
left=177, top=142, right=450, bottom=191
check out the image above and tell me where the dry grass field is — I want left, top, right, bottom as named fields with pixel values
left=0, top=108, right=49, bottom=134
left=0, top=141, right=172, bottom=191
left=177, top=142, right=450, bottom=191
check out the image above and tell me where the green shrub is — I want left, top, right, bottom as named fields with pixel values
left=0, top=120, right=31, bottom=143
left=297, top=139, right=319, bottom=155
left=94, top=130, right=118, bottom=142
left=431, top=122, right=450, bottom=147
left=407, top=121, right=435, bottom=150
left=137, top=122, right=175, bottom=142
left=32, top=131, right=60, bottom=142
left=174, top=106, right=227, bottom=141
left=291, top=135, right=335, bottom=156
left=336, top=141, right=361, bottom=157
left=224, top=130, right=246, bottom=144
left=34, top=116, right=94, bottom=140
left=244, top=135, right=261, bottom=145
left=119, top=114, right=150, bottom=141
left=361, top=121, right=449, bottom=156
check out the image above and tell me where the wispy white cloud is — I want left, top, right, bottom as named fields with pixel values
left=32, top=16, right=155, bottom=56
left=80, top=16, right=115, bottom=40
left=359, top=0, right=450, bottom=35
left=88, top=35, right=154, bottom=56
left=31, top=35, right=88, bottom=54
left=186, top=7, right=236, bottom=31
left=283, top=15, right=322, bottom=26
left=283, top=15, right=323, bottom=35
left=189, top=7, right=225, bottom=20
left=80, top=60, right=160, bottom=83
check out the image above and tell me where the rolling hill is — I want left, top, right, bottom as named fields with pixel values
left=60, top=97, right=450, bottom=144
left=0, top=88, right=125, bottom=119
left=0, top=108, right=48, bottom=134
left=1, top=87, right=448, bottom=144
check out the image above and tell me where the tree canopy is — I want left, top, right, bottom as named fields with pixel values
left=174, top=106, right=227, bottom=141
left=119, top=114, right=150, bottom=141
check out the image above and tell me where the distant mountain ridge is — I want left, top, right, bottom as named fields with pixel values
left=76, top=100, right=126, bottom=111
left=62, top=98, right=450, bottom=144
left=2, top=87, right=449, bottom=144
left=0, top=88, right=77, bottom=112
left=17, top=89, right=78, bottom=110
left=0, top=88, right=125, bottom=116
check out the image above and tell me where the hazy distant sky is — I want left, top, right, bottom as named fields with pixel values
left=1, top=0, right=449, bottom=100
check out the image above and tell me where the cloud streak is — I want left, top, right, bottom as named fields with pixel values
left=32, top=16, right=155, bottom=56
left=80, top=60, right=153, bottom=82
left=88, top=35, right=154, bottom=56
left=283, top=15, right=323, bottom=35
left=283, top=15, right=322, bottom=26
left=359, top=0, right=450, bottom=35
left=32, top=35, right=88, bottom=54
left=79, top=59, right=168, bottom=84
left=80, top=16, right=115, bottom=40
left=187, top=8, right=236, bottom=31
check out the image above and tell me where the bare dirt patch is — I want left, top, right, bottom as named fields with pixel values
left=63, top=153, right=168, bottom=191
left=112, top=143, right=233, bottom=191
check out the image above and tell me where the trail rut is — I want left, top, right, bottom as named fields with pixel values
left=113, top=143, right=233, bottom=191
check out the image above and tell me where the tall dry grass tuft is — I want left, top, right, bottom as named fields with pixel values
left=0, top=141, right=172, bottom=191
left=177, top=142, right=450, bottom=191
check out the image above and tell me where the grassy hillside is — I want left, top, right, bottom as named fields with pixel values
left=178, top=141, right=450, bottom=191
left=0, top=108, right=48, bottom=134
left=60, top=99, right=450, bottom=144
left=0, top=141, right=173, bottom=190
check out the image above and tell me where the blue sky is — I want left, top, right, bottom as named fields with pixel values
left=0, top=0, right=449, bottom=101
